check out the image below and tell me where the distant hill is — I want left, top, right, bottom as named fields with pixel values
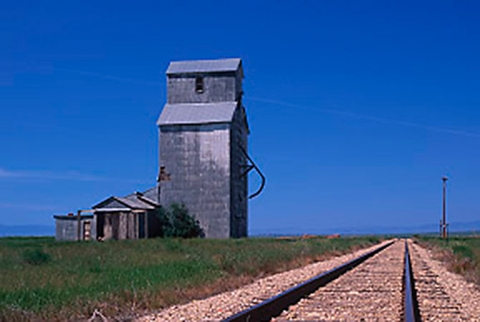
left=0, top=225, right=54, bottom=237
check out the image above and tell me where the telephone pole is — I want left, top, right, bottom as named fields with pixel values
left=441, top=176, right=448, bottom=239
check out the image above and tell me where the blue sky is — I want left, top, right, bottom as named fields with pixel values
left=1, top=1, right=480, bottom=235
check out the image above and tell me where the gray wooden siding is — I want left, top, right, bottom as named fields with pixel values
left=99, top=212, right=140, bottom=240
left=55, top=220, right=78, bottom=241
left=55, top=216, right=96, bottom=241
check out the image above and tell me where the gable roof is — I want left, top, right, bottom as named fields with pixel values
left=157, top=102, right=237, bottom=126
left=166, top=58, right=241, bottom=75
left=92, top=185, right=162, bottom=212
left=93, top=196, right=155, bottom=211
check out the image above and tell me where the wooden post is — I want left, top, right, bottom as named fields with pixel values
left=145, top=212, right=149, bottom=238
left=77, top=210, right=82, bottom=241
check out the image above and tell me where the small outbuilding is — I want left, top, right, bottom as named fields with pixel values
left=53, top=187, right=162, bottom=241
left=93, top=188, right=162, bottom=240
left=54, top=212, right=95, bottom=241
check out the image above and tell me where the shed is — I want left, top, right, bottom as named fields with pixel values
left=93, top=189, right=161, bottom=240
left=54, top=212, right=95, bottom=241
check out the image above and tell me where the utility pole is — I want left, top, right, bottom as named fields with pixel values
left=441, top=176, right=448, bottom=239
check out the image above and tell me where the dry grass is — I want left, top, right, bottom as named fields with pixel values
left=415, top=236, right=480, bottom=286
left=0, top=236, right=380, bottom=321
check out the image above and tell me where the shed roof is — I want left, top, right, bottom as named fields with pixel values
left=53, top=214, right=94, bottom=220
left=166, top=58, right=241, bottom=75
left=157, top=102, right=237, bottom=126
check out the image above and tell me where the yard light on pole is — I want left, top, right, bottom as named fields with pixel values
left=441, top=176, right=448, bottom=239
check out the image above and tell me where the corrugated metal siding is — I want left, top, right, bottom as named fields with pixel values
left=167, top=74, right=238, bottom=104
left=160, top=124, right=231, bottom=238
left=141, top=186, right=160, bottom=204
left=230, top=106, right=249, bottom=237
left=158, top=58, right=249, bottom=239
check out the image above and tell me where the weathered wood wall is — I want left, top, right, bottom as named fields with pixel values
left=100, top=212, right=142, bottom=240
left=55, top=216, right=96, bottom=241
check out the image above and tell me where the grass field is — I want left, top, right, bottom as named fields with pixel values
left=0, top=236, right=380, bottom=321
left=416, top=236, right=480, bottom=286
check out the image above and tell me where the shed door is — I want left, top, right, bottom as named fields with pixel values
left=83, top=221, right=91, bottom=241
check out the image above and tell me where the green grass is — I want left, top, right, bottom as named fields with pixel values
left=0, top=236, right=380, bottom=321
left=416, top=236, right=480, bottom=284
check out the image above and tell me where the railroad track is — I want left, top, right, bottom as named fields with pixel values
left=140, top=238, right=480, bottom=321
left=408, top=241, right=475, bottom=321
left=223, top=239, right=420, bottom=321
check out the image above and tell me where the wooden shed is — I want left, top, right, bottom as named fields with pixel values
left=54, top=212, right=95, bottom=241
left=92, top=189, right=162, bottom=241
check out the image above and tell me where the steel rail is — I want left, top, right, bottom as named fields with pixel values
left=404, top=241, right=421, bottom=322
left=222, top=240, right=395, bottom=322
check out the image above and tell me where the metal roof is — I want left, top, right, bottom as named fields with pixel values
left=157, top=102, right=237, bottom=126
left=117, top=196, right=155, bottom=210
left=166, top=58, right=241, bottom=75
left=93, top=195, right=155, bottom=211
left=124, top=192, right=159, bottom=207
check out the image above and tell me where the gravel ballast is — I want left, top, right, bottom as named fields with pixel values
left=137, top=240, right=393, bottom=322
left=410, top=241, right=480, bottom=321
left=138, top=240, right=480, bottom=321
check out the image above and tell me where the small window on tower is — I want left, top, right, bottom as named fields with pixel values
left=195, top=76, right=204, bottom=93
